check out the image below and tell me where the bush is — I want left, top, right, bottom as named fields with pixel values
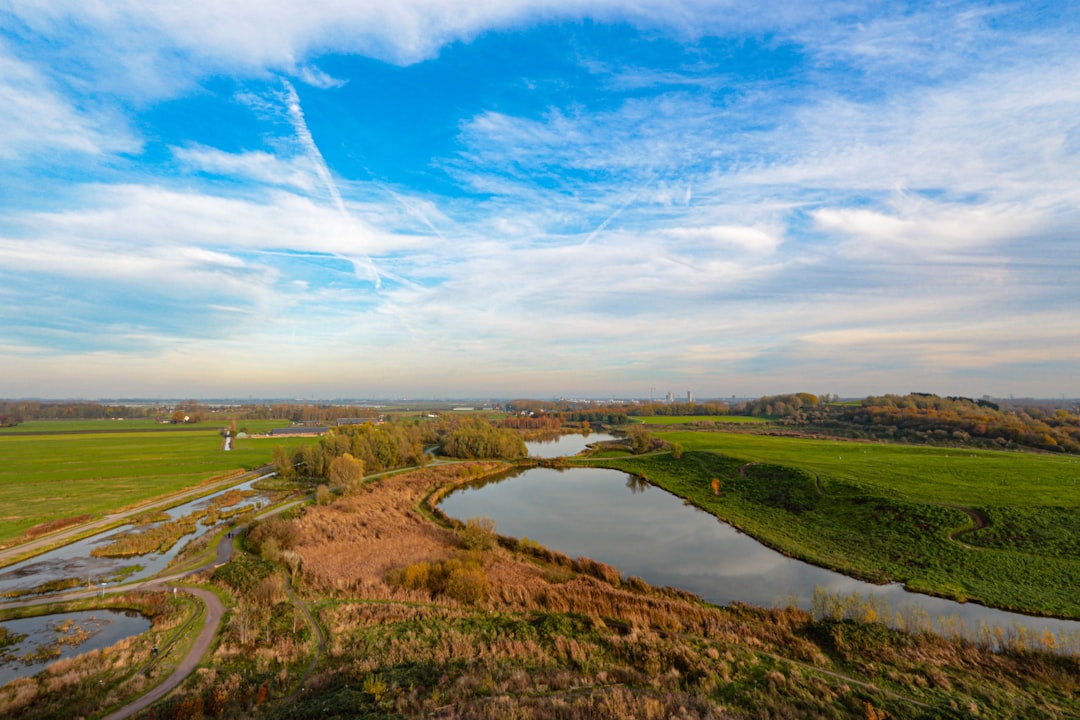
left=460, top=516, right=497, bottom=550
left=387, top=552, right=490, bottom=605
left=445, top=567, right=490, bottom=604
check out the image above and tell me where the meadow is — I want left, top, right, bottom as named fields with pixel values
left=588, top=430, right=1080, bottom=618
left=0, top=422, right=299, bottom=546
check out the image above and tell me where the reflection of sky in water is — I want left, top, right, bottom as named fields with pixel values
left=525, top=433, right=615, bottom=458
left=442, top=467, right=1080, bottom=642
left=0, top=609, right=151, bottom=686
left=0, top=474, right=274, bottom=594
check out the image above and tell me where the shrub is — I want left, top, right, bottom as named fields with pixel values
left=387, top=552, right=490, bottom=605
left=446, top=567, right=490, bottom=604
left=460, top=516, right=497, bottom=550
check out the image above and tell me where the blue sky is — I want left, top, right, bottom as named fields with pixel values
left=1, top=1, right=1078, bottom=399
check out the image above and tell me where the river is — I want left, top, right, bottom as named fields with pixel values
left=441, top=465, right=1080, bottom=650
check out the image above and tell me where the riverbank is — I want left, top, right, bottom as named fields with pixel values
left=586, top=445, right=1080, bottom=620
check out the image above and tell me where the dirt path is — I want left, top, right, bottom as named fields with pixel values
left=944, top=504, right=990, bottom=547
left=281, top=580, right=326, bottom=703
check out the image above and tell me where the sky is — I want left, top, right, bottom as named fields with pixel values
left=1, top=1, right=1078, bottom=400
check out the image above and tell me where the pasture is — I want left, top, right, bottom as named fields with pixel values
left=0, top=424, right=302, bottom=546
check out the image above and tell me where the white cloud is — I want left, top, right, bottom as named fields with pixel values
left=813, top=198, right=1043, bottom=261
left=0, top=45, right=136, bottom=159
left=295, top=64, right=346, bottom=89
left=172, top=145, right=318, bottom=192
left=3, top=1, right=850, bottom=82
left=663, top=224, right=783, bottom=255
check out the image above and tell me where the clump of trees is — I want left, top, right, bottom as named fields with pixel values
left=721, top=392, right=1080, bottom=454
left=629, top=401, right=731, bottom=417
left=626, top=425, right=658, bottom=454
left=440, top=418, right=526, bottom=459
left=828, top=394, right=1080, bottom=453
left=277, top=422, right=426, bottom=483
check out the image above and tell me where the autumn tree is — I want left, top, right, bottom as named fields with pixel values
left=328, top=453, right=364, bottom=494
left=271, top=444, right=293, bottom=479
left=627, top=424, right=653, bottom=454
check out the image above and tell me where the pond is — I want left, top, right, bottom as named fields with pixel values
left=441, top=466, right=1080, bottom=649
left=0, top=609, right=151, bottom=686
left=0, top=473, right=276, bottom=598
left=525, top=433, right=615, bottom=458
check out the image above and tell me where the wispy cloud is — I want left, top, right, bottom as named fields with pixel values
left=0, top=43, right=136, bottom=160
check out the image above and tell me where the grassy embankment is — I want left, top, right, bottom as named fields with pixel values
left=0, top=420, right=302, bottom=547
left=587, top=430, right=1080, bottom=618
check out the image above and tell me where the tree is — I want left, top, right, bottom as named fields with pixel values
left=627, top=424, right=653, bottom=454
left=671, top=441, right=684, bottom=459
left=271, top=445, right=293, bottom=479
left=328, top=453, right=364, bottom=493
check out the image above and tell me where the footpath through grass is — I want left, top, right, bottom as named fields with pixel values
left=589, top=430, right=1080, bottom=619
left=0, top=424, right=303, bottom=546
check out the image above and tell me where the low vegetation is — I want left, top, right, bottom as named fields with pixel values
left=0, top=428, right=305, bottom=547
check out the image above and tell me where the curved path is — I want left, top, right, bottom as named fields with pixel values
left=100, top=587, right=224, bottom=720
left=97, top=496, right=317, bottom=719
left=281, top=580, right=326, bottom=703
left=944, top=504, right=990, bottom=548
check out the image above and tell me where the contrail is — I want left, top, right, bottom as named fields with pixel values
left=282, top=79, right=382, bottom=288
left=581, top=173, right=659, bottom=246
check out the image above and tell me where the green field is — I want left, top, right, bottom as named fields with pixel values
left=589, top=430, right=1080, bottom=618
left=632, top=415, right=769, bottom=425
left=0, top=425, right=304, bottom=546
left=0, top=419, right=172, bottom=433
left=0, top=418, right=290, bottom=434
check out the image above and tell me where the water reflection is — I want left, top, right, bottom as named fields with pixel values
left=525, top=433, right=615, bottom=458
left=625, top=474, right=649, bottom=494
left=0, top=610, right=151, bottom=686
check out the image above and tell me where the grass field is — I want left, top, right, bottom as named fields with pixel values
left=0, top=426, right=305, bottom=546
left=632, top=415, right=769, bottom=425
left=0, top=418, right=290, bottom=434
left=588, top=430, right=1080, bottom=618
